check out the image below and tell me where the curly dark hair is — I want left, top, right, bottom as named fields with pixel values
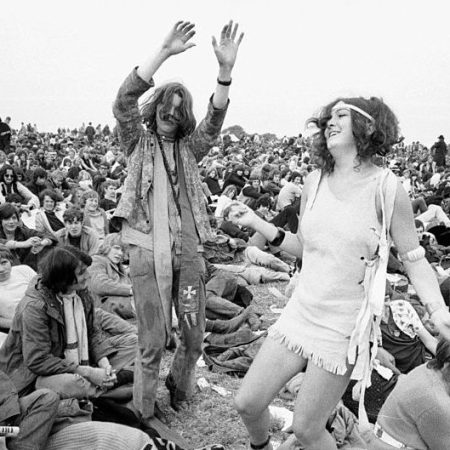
left=310, top=97, right=400, bottom=174
left=140, top=82, right=196, bottom=139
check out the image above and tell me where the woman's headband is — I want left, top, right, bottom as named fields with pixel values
left=331, top=103, right=375, bottom=123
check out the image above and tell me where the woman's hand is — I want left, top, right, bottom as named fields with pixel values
left=23, top=236, right=42, bottom=248
left=431, top=309, right=450, bottom=341
left=376, top=347, right=401, bottom=375
left=224, top=201, right=258, bottom=229
left=212, top=20, right=244, bottom=70
left=161, top=21, right=196, bottom=57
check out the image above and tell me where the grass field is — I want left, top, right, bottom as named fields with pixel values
left=156, top=280, right=293, bottom=450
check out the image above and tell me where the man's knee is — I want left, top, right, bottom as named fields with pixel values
left=22, top=388, right=60, bottom=413
left=36, top=374, right=94, bottom=399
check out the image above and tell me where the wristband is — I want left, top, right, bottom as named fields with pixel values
left=217, top=77, right=232, bottom=86
left=269, top=227, right=286, bottom=247
left=426, top=301, right=449, bottom=317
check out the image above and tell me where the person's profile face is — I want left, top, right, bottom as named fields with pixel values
left=156, top=93, right=183, bottom=139
left=106, top=244, right=123, bottom=265
left=69, top=262, right=89, bottom=292
left=0, top=257, right=12, bottom=282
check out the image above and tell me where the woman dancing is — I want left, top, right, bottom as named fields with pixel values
left=229, top=97, right=450, bottom=449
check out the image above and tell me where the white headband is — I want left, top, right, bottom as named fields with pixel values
left=331, top=103, right=375, bottom=123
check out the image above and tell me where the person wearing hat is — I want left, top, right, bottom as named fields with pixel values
left=431, top=135, right=447, bottom=168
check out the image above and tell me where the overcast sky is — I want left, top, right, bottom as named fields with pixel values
left=2, top=0, right=450, bottom=145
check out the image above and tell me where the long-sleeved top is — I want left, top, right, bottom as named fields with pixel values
left=88, top=255, right=132, bottom=305
left=0, top=181, right=39, bottom=208
left=0, top=224, right=58, bottom=270
left=55, top=226, right=100, bottom=256
left=112, top=68, right=228, bottom=253
left=0, top=277, right=112, bottom=395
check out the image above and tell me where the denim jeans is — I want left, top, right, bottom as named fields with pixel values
left=7, top=389, right=59, bottom=450
left=129, top=246, right=206, bottom=419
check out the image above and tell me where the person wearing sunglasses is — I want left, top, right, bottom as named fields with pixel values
left=0, top=165, right=39, bottom=209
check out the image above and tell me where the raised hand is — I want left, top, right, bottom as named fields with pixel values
left=161, top=21, right=196, bottom=56
left=212, top=20, right=244, bottom=70
left=224, top=201, right=257, bottom=229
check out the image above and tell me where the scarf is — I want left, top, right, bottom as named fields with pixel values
left=61, top=292, right=89, bottom=366
left=153, top=137, right=203, bottom=341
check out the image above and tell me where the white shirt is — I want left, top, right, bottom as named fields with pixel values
left=0, top=265, right=36, bottom=320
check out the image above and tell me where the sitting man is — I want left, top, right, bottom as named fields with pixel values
left=56, top=206, right=100, bottom=256
left=0, top=370, right=59, bottom=450
left=0, top=246, right=134, bottom=399
left=0, top=245, right=36, bottom=344
left=88, top=233, right=135, bottom=321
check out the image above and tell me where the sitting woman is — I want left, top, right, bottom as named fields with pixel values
left=0, top=245, right=36, bottom=340
left=0, top=203, right=57, bottom=270
left=368, top=338, right=450, bottom=450
left=215, top=184, right=238, bottom=227
left=35, top=189, right=66, bottom=237
left=80, top=190, right=109, bottom=244
left=203, top=167, right=222, bottom=197
left=0, top=165, right=39, bottom=209
left=0, top=245, right=135, bottom=399
left=88, top=233, right=135, bottom=321
left=342, top=282, right=438, bottom=422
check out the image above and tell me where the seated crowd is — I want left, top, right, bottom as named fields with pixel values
left=0, top=123, right=450, bottom=449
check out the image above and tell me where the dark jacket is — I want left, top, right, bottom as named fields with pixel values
left=222, top=172, right=246, bottom=194
left=0, top=277, right=113, bottom=395
left=204, top=176, right=222, bottom=196
left=0, top=225, right=57, bottom=270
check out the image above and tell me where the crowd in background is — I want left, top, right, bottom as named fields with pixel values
left=1, top=116, right=450, bottom=449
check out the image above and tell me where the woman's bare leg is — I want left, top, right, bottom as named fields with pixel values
left=234, top=336, right=308, bottom=449
left=278, top=361, right=353, bottom=450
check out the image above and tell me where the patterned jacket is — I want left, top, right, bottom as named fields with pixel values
left=112, top=68, right=228, bottom=249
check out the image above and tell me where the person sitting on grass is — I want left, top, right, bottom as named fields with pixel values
left=88, top=233, right=135, bottom=321
left=368, top=338, right=450, bottom=450
left=80, top=190, right=109, bottom=244
left=35, top=189, right=65, bottom=237
left=55, top=207, right=100, bottom=256
left=0, top=203, right=57, bottom=271
left=0, top=245, right=134, bottom=400
left=0, top=245, right=36, bottom=342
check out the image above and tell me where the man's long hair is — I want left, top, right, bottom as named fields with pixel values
left=141, top=82, right=196, bottom=139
